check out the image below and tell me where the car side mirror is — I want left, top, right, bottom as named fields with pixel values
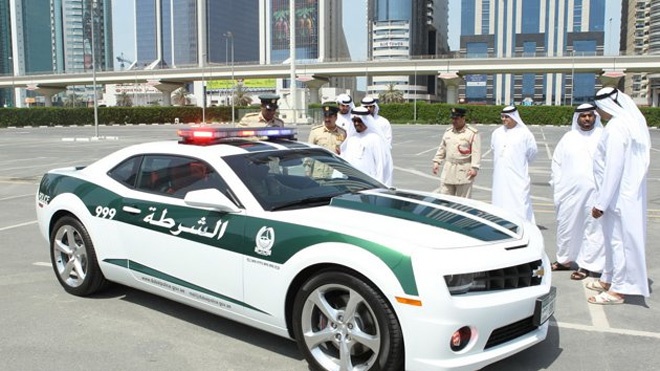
left=183, top=188, right=241, bottom=213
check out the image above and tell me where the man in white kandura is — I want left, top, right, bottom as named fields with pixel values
left=340, top=107, right=392, bottom=186
left=491, top=106, right=538, bottom=223
left=550, top=103, right=605, bottom=280
left=335, top=94, right=356, bottom=136
left=586, top=87, right=651, bottom=305
left=361, top=96, right=392, bottom=148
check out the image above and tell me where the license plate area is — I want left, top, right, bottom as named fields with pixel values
left=533, top=286, right=556, bottom=326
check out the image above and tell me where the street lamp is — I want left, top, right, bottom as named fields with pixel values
left=570, top=50, right=575, bottom=106
left=224, top=31, right=234, bottom=124
left=7, top=55, right=13, bottom=107
left=89, top=0, right=100, bottom=138
left=201, top=53, right=206, bottom=124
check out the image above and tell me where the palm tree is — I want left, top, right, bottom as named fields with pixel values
left=63, top=92, right=83, bottom=107
left=233, top=83, right=253, bottom=106
left=116, top=92, right=132, bottom=107
left=379, top=83, right=405, bottom=103
left=171, top=87, right=190, bottom=106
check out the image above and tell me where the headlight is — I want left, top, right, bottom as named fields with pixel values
left=444, top=273, right=475, bottom=295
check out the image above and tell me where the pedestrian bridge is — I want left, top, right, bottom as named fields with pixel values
left=1, top=54, right=658, bottom=106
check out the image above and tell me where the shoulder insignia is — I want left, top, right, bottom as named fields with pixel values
left=466, top=125, right=478, bottom=133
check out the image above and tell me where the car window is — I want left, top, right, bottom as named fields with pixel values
left=224, top=149, right=384, bottom=211
left=108, top=155, right=143, bottom=188
left=128, top=155, right=234, bottom=201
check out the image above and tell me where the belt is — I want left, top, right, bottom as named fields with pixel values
left=447, top=158, right=471, bottom=164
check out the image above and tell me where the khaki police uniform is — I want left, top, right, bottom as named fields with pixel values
left=305, top=124, right=346, bottom=178
left=432, top=124, right=481, bottom=198
left=237, top=112, right=285, bottom=128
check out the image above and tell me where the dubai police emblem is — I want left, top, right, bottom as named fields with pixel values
left=255, top=226, right=275, bottom=256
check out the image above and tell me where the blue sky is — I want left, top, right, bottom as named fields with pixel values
left=112, top=0, right=621, bottom=70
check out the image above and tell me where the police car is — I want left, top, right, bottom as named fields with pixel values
left=36, top=127, right=555, bottom=371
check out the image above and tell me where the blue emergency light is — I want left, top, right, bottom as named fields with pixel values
left=177, top=127, right=297, bottom=144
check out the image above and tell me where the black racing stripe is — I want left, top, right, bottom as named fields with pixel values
left=389, top=190, right=518, bottom=233
left=330, top=193, right=514, bottom=242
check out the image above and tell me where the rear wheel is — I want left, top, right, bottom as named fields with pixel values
left=50, top=216, right=107, bottom=296
left=292, top=270, right=404, bottom=371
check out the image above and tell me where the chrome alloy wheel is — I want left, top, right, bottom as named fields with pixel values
left=300, top=283, right=381, bottom=371
left=52, top=224, right=89, bottom=288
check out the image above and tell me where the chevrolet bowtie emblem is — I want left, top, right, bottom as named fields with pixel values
left=532, top=265, right=545, bottom=278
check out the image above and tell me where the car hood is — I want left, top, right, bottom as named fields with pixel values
left=281, top=188, right=526, bottom=251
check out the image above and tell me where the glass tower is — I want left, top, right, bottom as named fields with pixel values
left=460, top=0, right=606, bottom=106
left=135, top=0, right=259, bottom=68
left=367, top=0, right=449, bottom=102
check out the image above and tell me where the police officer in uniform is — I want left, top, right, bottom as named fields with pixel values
left=237, top=93, right=285, bottom=127
left=305, top=103, right=346, bottom=178
left=431, top=107, right=481, bottom=198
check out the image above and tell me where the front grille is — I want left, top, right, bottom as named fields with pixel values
left=485, top=316, right=537, bottom=349
left=472, top=259, right=543, bottom=292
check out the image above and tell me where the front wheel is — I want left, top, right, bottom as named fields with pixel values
left=292, top=270, right=404, bottom=371
left=50, top=216, right=107, bottom=296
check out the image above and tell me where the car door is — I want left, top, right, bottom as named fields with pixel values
left=116, top=154, right=246, bottom=312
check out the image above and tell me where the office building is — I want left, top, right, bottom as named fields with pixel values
left=259, top=0, right=354, bottom=103
left=367, top=0, right=450, bottom=102
left=135, top=0, right=259, bottom=68
left=0, top=0, right=13, bottom=106
left=459, top=0, right=606, bottom=106
left=621, top=0, right=659, bottom=106
left=1, top=0, right=113, bottom=107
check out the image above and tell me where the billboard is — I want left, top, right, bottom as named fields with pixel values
left=207, top=79, right=277, bottom=89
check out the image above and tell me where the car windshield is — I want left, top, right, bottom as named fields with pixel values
left=223, top=149, right=385, bottom=211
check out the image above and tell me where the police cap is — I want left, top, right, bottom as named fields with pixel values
left=450, top=107, right=467, bottom=118
left=321, top=103, right=339, bottom=116
left=259, top=94, right=280, bottom=110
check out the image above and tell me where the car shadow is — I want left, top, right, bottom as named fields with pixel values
left=95, top=284, right=304, bottom=362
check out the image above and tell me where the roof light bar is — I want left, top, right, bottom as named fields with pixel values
left=177, top=127, right=297, bottom=144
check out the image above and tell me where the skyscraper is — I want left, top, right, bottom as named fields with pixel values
left=135, top=0, right=259, bottom=68
left=621, top=0, right=659, bottom=106
left=1, top=0, right=113, bottom=107
left=0, top=0, right=13, bottom=106
left=367, top=0, right=449, bottom=102
left=260, top=0, right=353, bottom=93
left=460, top=0, right=605, bottom=106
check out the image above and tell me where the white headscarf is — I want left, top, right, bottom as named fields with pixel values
left=571, top=103, right=603, bottom=132
left=336, top=94, right=355, bottom=110
left=501, top=106, right=527, bottom=128
left=349, top=106, right=377, bottom=134
left=594, top=87, right=650, bottom=158
left=361, top=96, right=381, bottom=117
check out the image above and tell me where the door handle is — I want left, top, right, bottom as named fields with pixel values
left=122, top=205, right=142, bottom=214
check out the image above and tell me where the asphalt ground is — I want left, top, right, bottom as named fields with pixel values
left=1, top=123, right=659, bottom=371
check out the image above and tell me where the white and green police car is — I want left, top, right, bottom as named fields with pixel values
left=36, top=126, right=555, bottom=371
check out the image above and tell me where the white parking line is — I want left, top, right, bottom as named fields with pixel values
left=0, top=220, right=38, bottom=232
left=552, top=321, right=660, bottom=339
left=0, top=194, right=34, bottom=201
left=33, top=262, right=52, bottom=267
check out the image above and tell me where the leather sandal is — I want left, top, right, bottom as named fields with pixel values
left=570, top=268, right=590, bottom=280
left=551, top=261, right=571, bottom=271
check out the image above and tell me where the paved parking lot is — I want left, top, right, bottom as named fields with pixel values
left=1, top=123, right=659, bottom=370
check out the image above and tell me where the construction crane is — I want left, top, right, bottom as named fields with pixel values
left=116, top=53, right=135, bottom=70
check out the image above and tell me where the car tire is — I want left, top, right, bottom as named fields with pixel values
left=292, top=270, right=404, bottom=371
left=50, top=216, right=107, bottom=296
